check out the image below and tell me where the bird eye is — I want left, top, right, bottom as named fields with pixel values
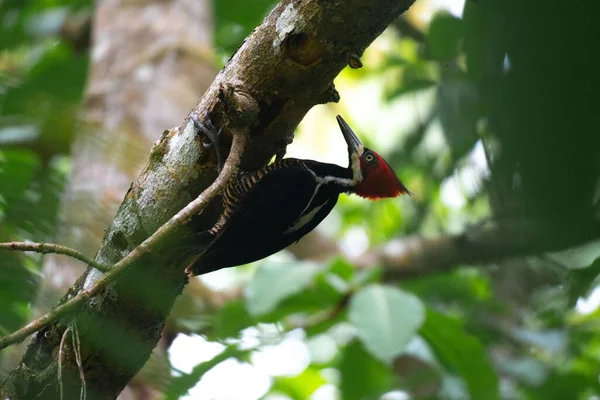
left=363, top=150, right=379, bottom=168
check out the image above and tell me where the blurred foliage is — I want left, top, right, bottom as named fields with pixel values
left=2, top=0, right=600, bottom=399
left=0, top=0, right=84, bottom=334
left=214, top=0, right=277, bottom=60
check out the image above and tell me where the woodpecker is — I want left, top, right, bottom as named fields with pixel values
left=186, top=115, right=410, bottom=276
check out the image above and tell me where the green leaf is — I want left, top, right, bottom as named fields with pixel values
left=348, top=284, right=425, bottom=364
left=428, top=12, right=464, bottom=60
left=385, top=77, right=438, bottom=100
left=420, top=309, right=498, bottom=400
left=177, top=317, right=212, bottom=333
left=271, top=367, right=326, bottom=400
left=339, top=340, right=394, bottom=400
left=328, top=257, right=356, bottom=282
left=213, top=300, right=255, bottom=339
left=0, top=149, right=39, bottom=211
left=567, top=257, right=600, bottom=306
left=303, top=311, right=345, bottom=338
left=499, top=357, right=548, bottom=386
left=214, top=0, right=276, bottom=53
left=511, top=328, right=567, bottom=354
left=245, top=261, right=321, bottom=316
left=548, top=239, right=600, bottom=269
left=246, top=265, right=346, bottom=324
left=437, top=77, right=480, bottom=161
left=164, top=345, right=250, bottom=400
left=525, top=370, right=599, bottom=400
left=350, top=266, right=382, bottom=288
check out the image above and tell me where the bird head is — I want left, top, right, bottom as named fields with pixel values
left=336, top=115, right=410, bottom=200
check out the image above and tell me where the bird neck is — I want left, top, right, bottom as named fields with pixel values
left=303, top=160, right=358, bottom=189
left=349, top=151, right=363, bottom=185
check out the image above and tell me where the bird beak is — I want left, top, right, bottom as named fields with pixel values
left=336, top=115, right=364, bottom=156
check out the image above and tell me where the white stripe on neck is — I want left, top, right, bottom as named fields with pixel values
left=304, top=158, right=362, bottom=188
left=349, top=152, right=363, bottom=185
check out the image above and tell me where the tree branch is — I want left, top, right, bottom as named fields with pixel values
left=0, top=132, right=246, bottom=352
left=372, top=217, right=600, bottom=280
left=0, top=242, right=111, bottom=273
left=290, top=217, right=600, bottom=281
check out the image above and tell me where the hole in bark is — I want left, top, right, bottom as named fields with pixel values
left=284, top=33, right=325, bottom=67
left=112, top=230, right=129, bottom=252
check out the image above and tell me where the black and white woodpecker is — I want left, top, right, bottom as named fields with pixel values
left=186, top=115, right=410, bottom=276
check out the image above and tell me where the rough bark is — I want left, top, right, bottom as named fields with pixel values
left=374, top=217, right=600, bottom=279
left=1, top=0, right=416, bottom=398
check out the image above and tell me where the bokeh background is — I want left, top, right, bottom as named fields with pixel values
left=2, top=0, right=600, bottom=399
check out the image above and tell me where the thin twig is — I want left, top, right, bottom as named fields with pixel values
left=58, top=327, right=70, bottom=400
left=0, top=131, right=247, bottom=351
left=71, top=323, right=86, bottom=400
left=286, top=292, right=352, bottom=331
left=0, top=242, right=111, bottom=273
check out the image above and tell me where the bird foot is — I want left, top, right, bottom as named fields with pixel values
left=191, top=112, right=224, bottom=173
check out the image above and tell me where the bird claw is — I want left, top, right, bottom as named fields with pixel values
left=191, top=112, right=224, bottom=173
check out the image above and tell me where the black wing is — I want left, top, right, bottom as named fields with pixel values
left=188, top=165, right=339, bottom=275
